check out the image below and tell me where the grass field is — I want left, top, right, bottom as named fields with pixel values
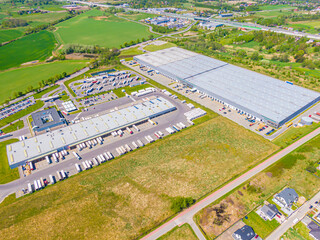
left=55, top=10, right=155, bottom=48
left=0, top=139, right=19, bottom=184
left=281, top=222, right=314, bottom=240
left=33, top=85, right=60, bottom=99
left=143, top=42, right=177, bottom=52
left=0, top=31, right=56, bottom=71
left=17, top=12, right=69, bottom=27
left=158, top=224, right=198, bottom=240
left=119, top=12, right=157, bottom=21
left=243, top=211, right=280, bottom=238
left=273, top=123, right=320, bottom=148
left=0, top=116, right=277, bottom=239
left=120, top=47, right=144, bottom=57
left=259, top=4, right=295, bottom=10
left=112, top=83, right=153, bottom=97
left=0, top=60, right=86, bottom=103
left=1, top=120, right=24, bottom=133
left=0, top=29, right=23, bottom=43
left=196, top=133, right=320, bottom=239
left=285, top=20, right=320, bottom=34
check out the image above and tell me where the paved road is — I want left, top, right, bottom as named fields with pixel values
left=141, top=127, right=320, bottom=240
left=266, top=191, right=320, bottom=240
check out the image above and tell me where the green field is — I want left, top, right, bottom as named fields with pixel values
left=0, top=29, right=23, bottom=43
left=285, top=20, right=320, bottom=34
left=281, top=222, right=314, bottom=240
left=196, top=133, right=320, bottom=239
left=0, top=31, right=56, bottom=71
left=17, top=12, right=69, bottom=27
left=119, top=12, right=158, bottom=21
left=259, top=4, right=295, bottom=10
left=120, top=47, right=144, bottom=57
left=144, top=42, right=177, bottom=52
left=55, top=10, right=155, bottom=48
left=0, top=60, right=86, bottom=103
left=0, top=139, right=19, bottom=184
left=243, top=211, right=280, bottom=238
left=0, top=116, right=277, bottom=239
left=158, top=224, right=198, bottom=240
left=1, top=120, right=24, bottom=133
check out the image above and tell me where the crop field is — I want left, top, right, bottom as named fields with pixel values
left=0, top=60, right=87, bottom=103
left=0, top=139, right=19, bottom=184
left=195, top=134, right=320, bottom=239
left=285, top=20, right=320, bottom=34
left=0, top=31, right=56, bottom=71
left=0, top=117, right=277, bottom=239
left=0, top=29, right=23, bottom=43
left=254, top=10, right=293, bottom=18
left=17, top=12, right=69, bottom=27
left=158, top=224, right=197, bottom=240
left=258, top=4, right=295, bottom=10
left=144, top=42, right=177, bottom=52
left=55, top=10, right=154, bottom=48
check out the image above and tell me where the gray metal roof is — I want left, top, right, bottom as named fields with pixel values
left=276, top=188, right=299, bottom=206
left=135, top=47, right=320, bottom=125
left=7, top=97, right=176, bottom=167
left=31, top=108, right=64, bottom=130
left=260, top=204, right=278, bottom=219
left=233, top=225, right=255, bottom=240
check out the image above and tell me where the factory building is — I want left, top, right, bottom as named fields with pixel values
left=7, top=97, right=176, bottom=168
left=134, top=47, right=320, bottom=128
left=31, top=108, right=66, bottom=132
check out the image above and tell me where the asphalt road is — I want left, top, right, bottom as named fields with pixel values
left=141, top=127, right=320, bottom=240
left=266, top=191, right=320, bottom=240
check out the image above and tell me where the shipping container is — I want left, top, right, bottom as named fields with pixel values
left=28, top=183, right=33, bottom=193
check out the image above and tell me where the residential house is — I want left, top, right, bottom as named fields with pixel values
left=232, top=225, right=260, bottom=240
left=259, top=204, right=279, bottom=221
left=274, top=188, right=298, bottom=208
left=308, top=221, right=320, bottom=240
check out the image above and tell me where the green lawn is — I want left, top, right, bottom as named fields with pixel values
left=273, top=123, right=320, bottom=148
left=1, top=120, right=24, bottom=133
left=158, top=224, right=198, bottom=240
left=144, top=42, right=177, bottom=52
left=0, top=139, right=19, bottom=184
left=33, top=85, right=60, bottom=99
left=113, top=83, right=153, bottom=97
left=285, top=20, right=320, bottom=34
left=120, top=12, right=158, bottom=21
left=0, top=29, right=23, bottom=43
left=0, top=60, right=86, bottom=103
left=55, top=10, right=156, bottom=48
left=18, top=12, right=69, bottom=27
left=0, top=101, right=44, bottom=128
left=243, top=211, right=280, bottom=238
left=120, top=47, right=144, bottom=57
left=0, top=31, right=56, bottom=71
left=259, top=4, right=295, bottom=10
left=0, top=116, right=277, bottom=239
left=281, top=222, right=314, bottom=240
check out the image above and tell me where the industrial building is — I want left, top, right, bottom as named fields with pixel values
left=134, top=47, right=320, bottom=128
left=31, top=108, right=66, bottom=132
left=7, top=97, right=176, bottom=168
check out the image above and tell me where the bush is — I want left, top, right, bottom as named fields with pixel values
left=170, top=197, right=194, bottom=213
left=306, top=165, right=317, bottom=173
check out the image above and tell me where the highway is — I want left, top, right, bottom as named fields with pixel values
left=141, top=127, right=320, bottom=240
left=266, top=191, right=320, bottom=240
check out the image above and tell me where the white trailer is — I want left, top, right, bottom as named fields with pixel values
left=97, top=155, right=103, bottom=163
left=132, top=141, right=138, bottom=149
left=56, top=171, right=62, bottom=181
left=125, top=144, right=132, bottom=152
left=116, top=148, right=122, bottom=156
left=93, top=139, right=98, bottom=145
left=158, top=131, right=164, bottom=136
left=107, top=152, right=113, bottom=159
left=99, top=154, right=106, bottom=162
left=92, top=157, right=100, bottom=166
left=82, top=161, right=88, bottom=170
left=86, top=160, right=92, bottom=168
left=60, top=170, right=66, bottom=179
left=40, top=177, right=45, bottom=187
left=34, top=180, right=39, bottom=191
left=103, top=153, right=109, bottom=161
left=145, top=136, right=151, bottom=143
left=49, top=175, right=55, bottom=184
left=137, top=139, right=144, bottom=147
left=37, top=179, right=42, bottom=189
left=73, top=152, right=81, bottom=160
left=148, top=135, right=154, bottom=142
left=28, top=183, right=33, bottom=193
left=46, top=156, right=51, bottom=164
left=29, top=161, right=34, bottom=170
left=75, top=164, right=82, bottom=172
left=121, top=146, right=127, bottom=153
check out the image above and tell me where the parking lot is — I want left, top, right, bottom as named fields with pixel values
left=17, top=91, right=200, bottom=196
left=0, top=96, right=35, bottom=120
left=70, top=70, right=146, bottom=98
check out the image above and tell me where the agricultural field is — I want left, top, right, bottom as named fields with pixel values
left=55, top=10, right=155, bottom=48
left=0, top=29, right=23, bottom=43
left=16, top=12, right=69, bottom=27
left=0, top=117, right=277, bottom=239
left=0, top=139, right=19, bottom=184
left=0, top=60, right=87, bottom=103
left=258, top=4, right=295, bottom=11
left=158, top=224, right=197, bottom=240
left=0, top=31, right=56, bottom=71
left=195, top=134, right=320, bottom=239
left=119, top=12, right=158, bottom=21
left=285, top=20, right=320, bottom=34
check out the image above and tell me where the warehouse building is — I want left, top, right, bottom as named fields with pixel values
left=31, top=108, right=66, bottom=132
left=134, top=47, right=320, bottom=128
left=7, top=97, right=176, bottom=168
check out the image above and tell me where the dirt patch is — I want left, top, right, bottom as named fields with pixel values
left=199, top=197, right=247, bottom=237
left=66, top=53, right=98, bottom=60
left=21, top=60, right=39, bottom=66
left=183, top=31, right=198, bottom=36
left=298, top=196, right=306, bottom=205
left=94, top=16, right=109, bottom=21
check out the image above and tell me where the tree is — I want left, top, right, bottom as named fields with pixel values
left=251, top=51, right=261, bottom=61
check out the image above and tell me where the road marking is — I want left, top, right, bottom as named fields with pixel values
left=73, top=112, right=82, bottom=121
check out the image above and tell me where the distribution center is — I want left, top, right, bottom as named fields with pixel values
left=134, top=47, right=320, bottom=128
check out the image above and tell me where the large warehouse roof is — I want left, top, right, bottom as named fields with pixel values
left=7, top=97, right=176, bottom=168
left=135, top=47, right=320, bottom=126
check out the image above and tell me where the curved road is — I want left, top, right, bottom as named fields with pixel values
left=141, top=127, right=320, bottom=240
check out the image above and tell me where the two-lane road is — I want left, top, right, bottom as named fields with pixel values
left=141, top=127, right=320, bottom=240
